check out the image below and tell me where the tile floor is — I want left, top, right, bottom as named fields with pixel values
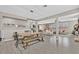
left=0, top=35, right=79, bottom=54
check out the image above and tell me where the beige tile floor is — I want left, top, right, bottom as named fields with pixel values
left=0, top=35, right=79, bottom=54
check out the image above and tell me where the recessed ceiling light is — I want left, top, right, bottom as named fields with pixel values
left=30, top=10, right=34, bottom=13
left=43, top=5, right=47, bottom=7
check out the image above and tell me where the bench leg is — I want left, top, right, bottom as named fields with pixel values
left=23, top=42, right=28, bottom=49
left=41, top=37, right=44, bottom=42
left=26, top=43, right=28, bottom=47
left=37, top=39, right=41, bottom=41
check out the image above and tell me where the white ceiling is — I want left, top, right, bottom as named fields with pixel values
left=0, top=5, right=79, bottom=20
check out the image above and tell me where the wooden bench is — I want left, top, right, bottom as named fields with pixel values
left=21, top=33, right=44, bottom=49
left=16, top=32, right=44, bottom=49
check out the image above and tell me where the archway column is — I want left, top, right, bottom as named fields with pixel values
left=55, top=17, right=59, bottom=40
left=35, top=21, right=38, bottom=32
left=0, top=16, right=3, bottom=41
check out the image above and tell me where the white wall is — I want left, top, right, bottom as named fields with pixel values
left=59, top=18, right=78, bottom=34
left=38, top=17, right=78, bottom=34
left=1, top=18, right=35, bottom=41
left=38, top=18, right=56, bottom=24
